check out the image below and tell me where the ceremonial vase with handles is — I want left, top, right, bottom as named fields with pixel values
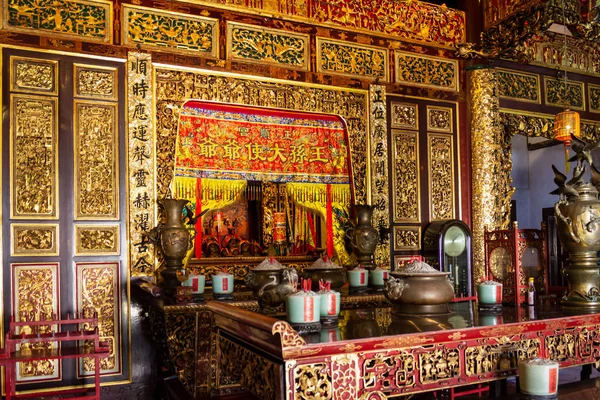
left=152, top=198, right=194, bottom=296
left=554, top=183, right=600, bottom=308
left=346, top=204, right=378, bottom=269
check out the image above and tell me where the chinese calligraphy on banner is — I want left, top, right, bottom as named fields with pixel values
left=175, top=101, right=351, bottom=183
left=127, top=52, right=156, bottom=276
left=370, top=85, right=390, bottom=267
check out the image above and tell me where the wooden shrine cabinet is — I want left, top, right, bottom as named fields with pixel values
left=484, top=222, right=548, bottom=305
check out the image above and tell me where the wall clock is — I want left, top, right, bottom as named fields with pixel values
left=423, top=219, right=472, bottom=299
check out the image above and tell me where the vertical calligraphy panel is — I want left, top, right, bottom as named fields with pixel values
left=10, top=95, right=58, bottom=219
left=369, top=85, right=390, bottom=267
left=74, top=101, right=118, bottom=219
left=12, top=263, right=60, bottom=382
left=76, top=262, right=121, bottom=376
left=127, top=52, right=155, bottom=275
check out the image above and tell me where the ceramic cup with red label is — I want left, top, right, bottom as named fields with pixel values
left=212, top=270, right=234, bottom=294
left=519, top=358, right=559, bottom=396
left=348, top=266, right=369, bottom=289
left=183, top=273, right=206, bottom=295
left=370, top=267, right=389, bottom=286
left=287, top=290, right=321, bottom=324
left=318, top=290, right=341, bottom=319
left=477, top=280, right=503, bottom=304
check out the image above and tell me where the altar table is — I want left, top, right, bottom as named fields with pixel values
left=208, top=301, right=600, bottom=400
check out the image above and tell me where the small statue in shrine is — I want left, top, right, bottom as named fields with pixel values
left=240, top=241, right=252, bottom=256
left=205, top=239, right=221, bottom=258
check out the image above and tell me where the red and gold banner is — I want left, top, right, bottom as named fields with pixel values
left=175, top=101, right=351, bottom=184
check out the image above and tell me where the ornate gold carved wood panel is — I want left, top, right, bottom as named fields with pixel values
left=427, top=106, right=453, bottom=133
left=122, top=4, right=218, bottom=57
left=428, top=133, right=455, bottom=221
left=317, top=38, right=388, bottom=81
left=11, top=223, right=59, bottom=256
left=393, top=226, right=421, bottom=251
left=74, top=101, right=118, bottom=219
left=10, top=95, right=58, bottom=219
left=10, top=56, right=58, bottom=95
left=3, top=0, right=112, bottom=42
left=391, top=131, right=420, bottom=223
left=12, top=263, right=60, bottom=382
left=76, top=262, right=120, bottom=376
left=75, top=224, right=120, bottom=255
left=74, top=64, right=117, bottom=101
left=395, top=52, right=459, bottom=92
left=226, top=21, right=309, bottom=70
left=390, top=103, right=418, bottom=130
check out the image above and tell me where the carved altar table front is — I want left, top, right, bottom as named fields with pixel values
left=208, top=301, right=600, bottom=400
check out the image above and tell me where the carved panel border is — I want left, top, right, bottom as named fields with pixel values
left=426, top=105, right=453, bottom=133
left=390, top=102, right=418, bottom=130
left=75, top=262, right=121, bottom=376
left=428, top=133, right=455, bottom=221
left=391, top=130, right=420, bottom=223
left=73, top=100, right=119, bottom=220
left=10, top=56, right=58, bottom=95
left=543, top=76, right=585, bottom=111
left=10, top=94, right=59, bottom=219
left=589, top=84, right=600, bottom=114
left=11, top=262, right=60, bottom=383
left=75, top=224, right=120, bottom=255
left=393, top=226, right=421, bottom=251
left=226, top=21, right=309, bottom=70
left=496, top=68, right=540, bottom=104
left=122, top=4, right=219, bottom=58
left=11, top=223, right=59, bottom=256
left=395, top=51, right=459, bottom=92
left=317, top=37, right=389, bottom=82
left=3, top=0, right=112, bottom=43
left=74, top=64, right=118, bottom=101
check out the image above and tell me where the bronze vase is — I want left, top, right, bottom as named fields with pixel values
left=347, top=204, right=378, bottom=269
left=157, top=198, right=192, bottom=296
left=555, top=183, right=600, bottom=309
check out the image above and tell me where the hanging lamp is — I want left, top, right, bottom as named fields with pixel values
left=552, top=0, right=580, bottom=172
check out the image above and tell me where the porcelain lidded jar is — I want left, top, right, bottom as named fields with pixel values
left=518, top=358, right=559, bottom=396
left=317, top=280, right=340, bottom=326
left=287, top=278, right=321, bottom=333
left=477, top=279, right=503, bottom=305
left=212, top=268, right=234, bottom=300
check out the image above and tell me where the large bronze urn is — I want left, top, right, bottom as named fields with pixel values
left=151, top=198, right=194, bottom=296
left=552, top=136, right=600, bottom=309
left=346, top=204, right=378, bottom=269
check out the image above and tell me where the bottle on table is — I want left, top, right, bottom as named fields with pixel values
left=527, top=277, right=536, bottom=306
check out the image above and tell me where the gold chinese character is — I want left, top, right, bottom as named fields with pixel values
left=223, top=139, right=242, bottom=160
left=309, top=146, right=327, bottom=163
left=245, top=143, right=267, bottom=161
left=289, top=145, right=308, bottom=164
left=267, top=143, right=287, bottom=162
